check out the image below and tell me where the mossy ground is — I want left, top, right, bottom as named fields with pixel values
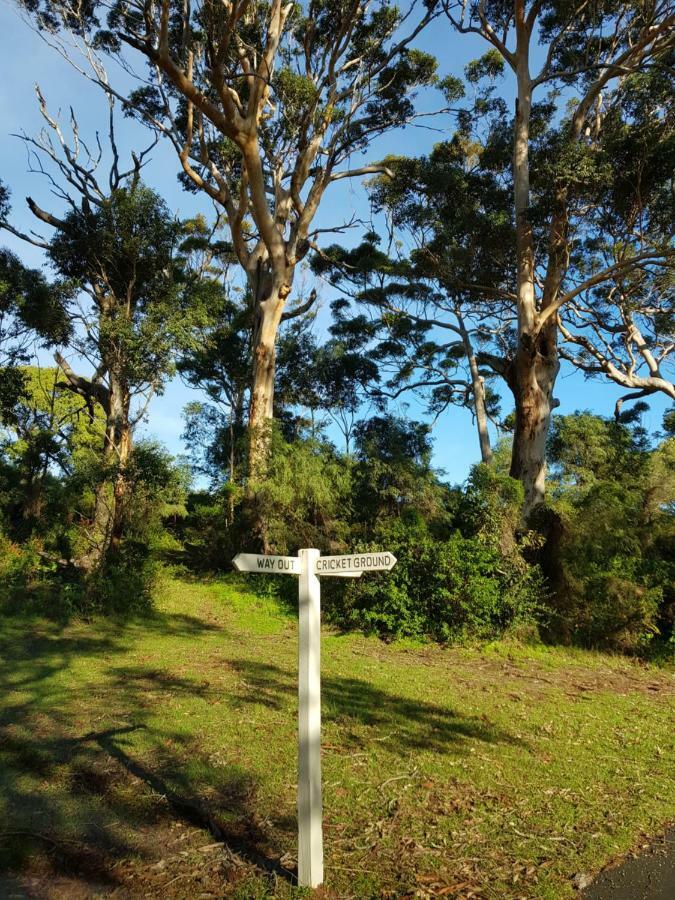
left=0, top=572, right=673, bottom=898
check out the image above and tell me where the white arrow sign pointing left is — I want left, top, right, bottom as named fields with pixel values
left=233, top=553, right=301, bottom=574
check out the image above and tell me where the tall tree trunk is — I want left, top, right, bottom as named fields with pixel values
left=22, top=473, right=45, bottom=523
left=86, top=429, right=116, bottom=574
left=83, top=370, right=132, bottom=571
left=244, top=270, right=289, bottom=552
left=509, top=323, right=560, bottom=515
left=247, top=278, right=289, bottom=482
left=470, top=354, right=493, bottom=465
left=107, top=367, right=132, bottom=550
left=509, top=2, right=559, bottom=515
left=110, top=393, right=132, bottom=550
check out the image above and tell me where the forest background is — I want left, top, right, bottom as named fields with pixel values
left=0, top=0, right=673, bottom=656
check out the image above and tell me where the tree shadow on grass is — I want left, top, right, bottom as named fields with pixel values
left=227, top=659, right=526, bottom=755
left=0, top=612, right=294, bottom=890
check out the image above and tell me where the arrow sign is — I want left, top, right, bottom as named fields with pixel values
left=233, top=553, right=301, bottom=574
left=315, top=552, right=397, bottom=575
left=231, top=547, right=396, bottom=888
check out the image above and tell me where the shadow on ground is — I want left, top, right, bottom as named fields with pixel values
left=0, top=611, right=293, bottom=894
left=0, top=608, right=524, bottom=894
left=228, top=658, right=524, bottom=754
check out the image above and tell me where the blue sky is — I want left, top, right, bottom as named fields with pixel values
left=0, top=2, right=670, bottom=485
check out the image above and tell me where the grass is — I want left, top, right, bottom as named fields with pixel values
left=0, top=571, right=673, bottom=898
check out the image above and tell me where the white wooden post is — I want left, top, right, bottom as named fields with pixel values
left=233, top=548, right=395, bottom=888
left=297, top=547, right=323, bottom=888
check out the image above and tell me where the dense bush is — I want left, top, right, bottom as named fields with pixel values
left=176, top=412, right=675, bottom=653
left=0, top=398, right=188, bottom=616
left=541, top=413, right=675, bottom=652
left=332, top=462, right=544, bottom=641
left=338, top=521, right=544, bottom=641
left=249, top=429, right=353, bottom=553
left=3, top=369, right=673, bottom=657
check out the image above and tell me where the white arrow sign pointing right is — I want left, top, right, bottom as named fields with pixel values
left=315, top=552, right=396, bottom=575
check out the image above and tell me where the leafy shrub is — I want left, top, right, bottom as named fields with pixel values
left=249, top=429, right=353, bottom=554
left=179, top=489, right=241, bottom=571
left=0, top=529, right=38, bottom=595
left=541, top=415, right=675, bottom=652
left=81, top=542, right=158, bottom=616
left=334, top=518, right=544, bottom=641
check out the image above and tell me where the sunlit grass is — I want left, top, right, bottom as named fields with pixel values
left=0, top=571, right=672, bottom=898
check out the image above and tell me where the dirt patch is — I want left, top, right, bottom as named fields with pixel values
left=0, top=827, right=277, bottom=898
left=1, top=805, right=290, bottom=899
left=582, top=827, right=675, bottom=900
left=352, top=642, right=675, bottom=703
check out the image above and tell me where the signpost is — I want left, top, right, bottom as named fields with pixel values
left=233, top=553, right=302, bottom=574
left=232, top=547, right=397, bottom=888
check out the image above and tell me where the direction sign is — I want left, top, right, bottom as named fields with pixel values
left=315, top=552, right=397, bottom=575
left=233, top=553, right=301, bottom=574
left=231, top=547, right=396, bottom=888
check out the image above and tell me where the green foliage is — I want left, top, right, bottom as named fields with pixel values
left=0, top=231, right=72, bottom=428
left=351, top=416, right=450, bottom=528
left=249, top=427, right=353, bottom=554
left=541, top=413, right=674, bottom=652
left=339, top=519, right=544, bottom=642
left=78, top=542, right=159, bottom=617
left=0, top=367, right=104, bottom=542
left=465, top=50, right=505, bottom=84
left=47, top=183, right=186, bottom=392
left=178, top=489, right=240, bottom=572
left=0, top=412, right=188, bottom=617
left=335, top=457, right=544, bottom=642
left=273, top=67, right=320, bottom=137
left=1, top=182, right=72, bottom=356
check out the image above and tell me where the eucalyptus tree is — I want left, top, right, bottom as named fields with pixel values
left=555, top=59, right=675, bottom=417
left=1, top=94, right=189, bottom=570
left=439, top=0, right=675, bottom=514
left=21, top=0, right=442, bottom=478
left=177, top=272, right=251, bottom=494
left=558, top=268, right=674, bottom=419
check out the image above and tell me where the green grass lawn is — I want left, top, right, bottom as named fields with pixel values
left=0, top=572, right=673, bottom=898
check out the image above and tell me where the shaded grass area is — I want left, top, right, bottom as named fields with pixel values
left=0, top=573, right=673, bottom=898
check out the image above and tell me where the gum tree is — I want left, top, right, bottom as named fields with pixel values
left=314, top=124, right=514, bottom=466
left=556, top=58, right=675, bottom=416
left=442, top=0, right=675, bottom=513
left=22, top=0, right=442, bottom=478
